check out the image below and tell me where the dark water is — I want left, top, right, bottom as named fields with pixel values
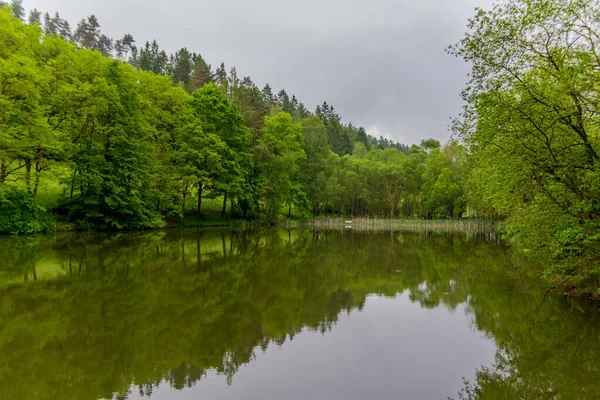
left=0, top=229, right=599, bottom=400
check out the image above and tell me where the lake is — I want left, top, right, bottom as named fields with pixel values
left=0, top=229, right=599, bottom=400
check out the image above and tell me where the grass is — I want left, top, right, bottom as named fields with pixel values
left=284, top=217, right=499, bottom=233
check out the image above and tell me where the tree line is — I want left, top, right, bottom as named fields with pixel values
left=0, top=3, right=466, bottom=234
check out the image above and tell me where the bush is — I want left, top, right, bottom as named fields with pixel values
left=0, top=189, right=47, bottom=234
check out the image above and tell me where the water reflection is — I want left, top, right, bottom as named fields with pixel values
left=0, top=229, right=598, bottom=400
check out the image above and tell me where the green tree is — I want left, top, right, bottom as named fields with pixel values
left=301, top=116, right=334, bottom=216
left=9, top=0, right=23, bottom=21
left=171, top=47, right=193, bottom=92
left=115, top=34, right=135, bottom=61
left=73, top=15, right=101, bottom=49
left=0, top=9, right=57, bottom=196
left=27, top=8, right=41, bottom=25
left=190, top=53, right=212, bottom=91
left=66, top=59, right=163, bottom=229
left=190, top=83, right=252, bottom=217
left=136, top=69, right=191, bottom=217
left=449, top=0, right=600, bottom=291
left=259, top=112, right=306, bottom=218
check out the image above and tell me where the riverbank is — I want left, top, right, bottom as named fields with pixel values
left=284, top=217, right=499, bottom=233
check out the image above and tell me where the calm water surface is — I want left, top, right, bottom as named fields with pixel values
left=0, top=229, right=599, bottom=400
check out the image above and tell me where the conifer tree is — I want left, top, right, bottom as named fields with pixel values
left=27, top=8, right=41, bottom=25
left=215, top=62, right=227, bottom=85
left=172, top=48, right=193, bottom=91
left=115, top=34, right=135, bottom=60
left=73, top=15, right=101, bottom=49
left=97, top=34, right=113, bottom=57
left=278, top=89, right=291, bottom=113
left=10, top=0, right=23, bottom=21
left=43, top=12, right=58, bottom=35
left=262, top=84, right=275, bottom=106
left=190, top=54, right=213, bottom=91
left=57, top=15, right=71, bottom=41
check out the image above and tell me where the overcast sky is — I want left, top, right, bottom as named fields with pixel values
left=26, top=0, right=495, bottom=145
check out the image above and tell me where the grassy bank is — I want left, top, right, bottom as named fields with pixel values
left=283, top=217, right=499, bottom=233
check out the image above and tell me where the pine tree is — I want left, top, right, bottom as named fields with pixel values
left=10, top=0, right=24, bottom=21
left=172, top=48, right=193, bottom=91
left=128, top=45, right=139, bottom=68
left=54, top=13, right=71, bottom=41
left=278, top=89, right=291, bottom=113
left=296, top=103, right=310, bottom=118
left=262, top=84, right=275, bottom=106
left=97, top=34, right=113, bottom=57
left=138, top=42, right=153, bottom=71
left=227, top=66, right=239, bottom=97
left=190, top=54, right=213, bottom=92
left=151, top=40, right=168, bottom=74
left=215, top=62, right=227, bottom=85
left=43, top=12, right=58, bottom=35
left=290, top=95, right=299, bottom=114
left=137, top=40, right=169, bottom=75
left=115, top=34, right=135, bottom=60
left=241, top=76, right=255, bottom=88
left=74, top=15, right=101, bottom=49
left=356, top=126, right=369, bottom=148
left=27, top=8, right=41, bottom=25
left=59, top=20, right=71, bottom=41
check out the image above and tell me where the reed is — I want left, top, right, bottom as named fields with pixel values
left=282, top=217, right=499, bottom=232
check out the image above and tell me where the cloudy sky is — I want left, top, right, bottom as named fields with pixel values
left=26, top=0, right=495, bottom=145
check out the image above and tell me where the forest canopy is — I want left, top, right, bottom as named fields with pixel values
left=0, top=2, right=467, bottom=234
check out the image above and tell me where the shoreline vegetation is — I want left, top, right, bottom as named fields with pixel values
left=285, top=217, right=498, bottom=233
left=1, top=0, right=600, bottom=298
left=32, top=214, right=501, bottom=233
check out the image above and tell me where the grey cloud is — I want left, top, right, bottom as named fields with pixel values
left=27, top=0, right=495, bottom=145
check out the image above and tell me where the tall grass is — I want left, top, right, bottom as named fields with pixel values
left=283, top=217, right=499, bottom=232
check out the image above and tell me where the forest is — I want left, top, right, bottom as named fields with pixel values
left=0, top=0, right=599, bottom=294
left=0, top=2, right=463, bottom=234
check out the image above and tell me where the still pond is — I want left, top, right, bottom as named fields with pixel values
left=0, top=229, right=599, bottom=399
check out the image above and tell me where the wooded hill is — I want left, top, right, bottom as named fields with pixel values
left=0, top=3, right=466, bottom=234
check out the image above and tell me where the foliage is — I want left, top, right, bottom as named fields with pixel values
left=449, top=0, right=600, bottom=291
left=0, top=7, right=466, bottom=236
left=0, top=188, right=46, bottom=234
left=258, top=112, right=306, bottom=219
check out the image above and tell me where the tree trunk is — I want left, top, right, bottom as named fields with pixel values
left=70, top=170, right=76, bottom=201
left=32, top=161, right=41, bottom=197
left=25, top=160, right=32, bottom=195
left=221, top=194, right=227, bottom=216
left=288, top=202, right=292, bottom=217
left=181, top=186, right=187, bottom=222
left=0, top=159, right=6, bottom=182
left=196, top=182, right=203, bottom=219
